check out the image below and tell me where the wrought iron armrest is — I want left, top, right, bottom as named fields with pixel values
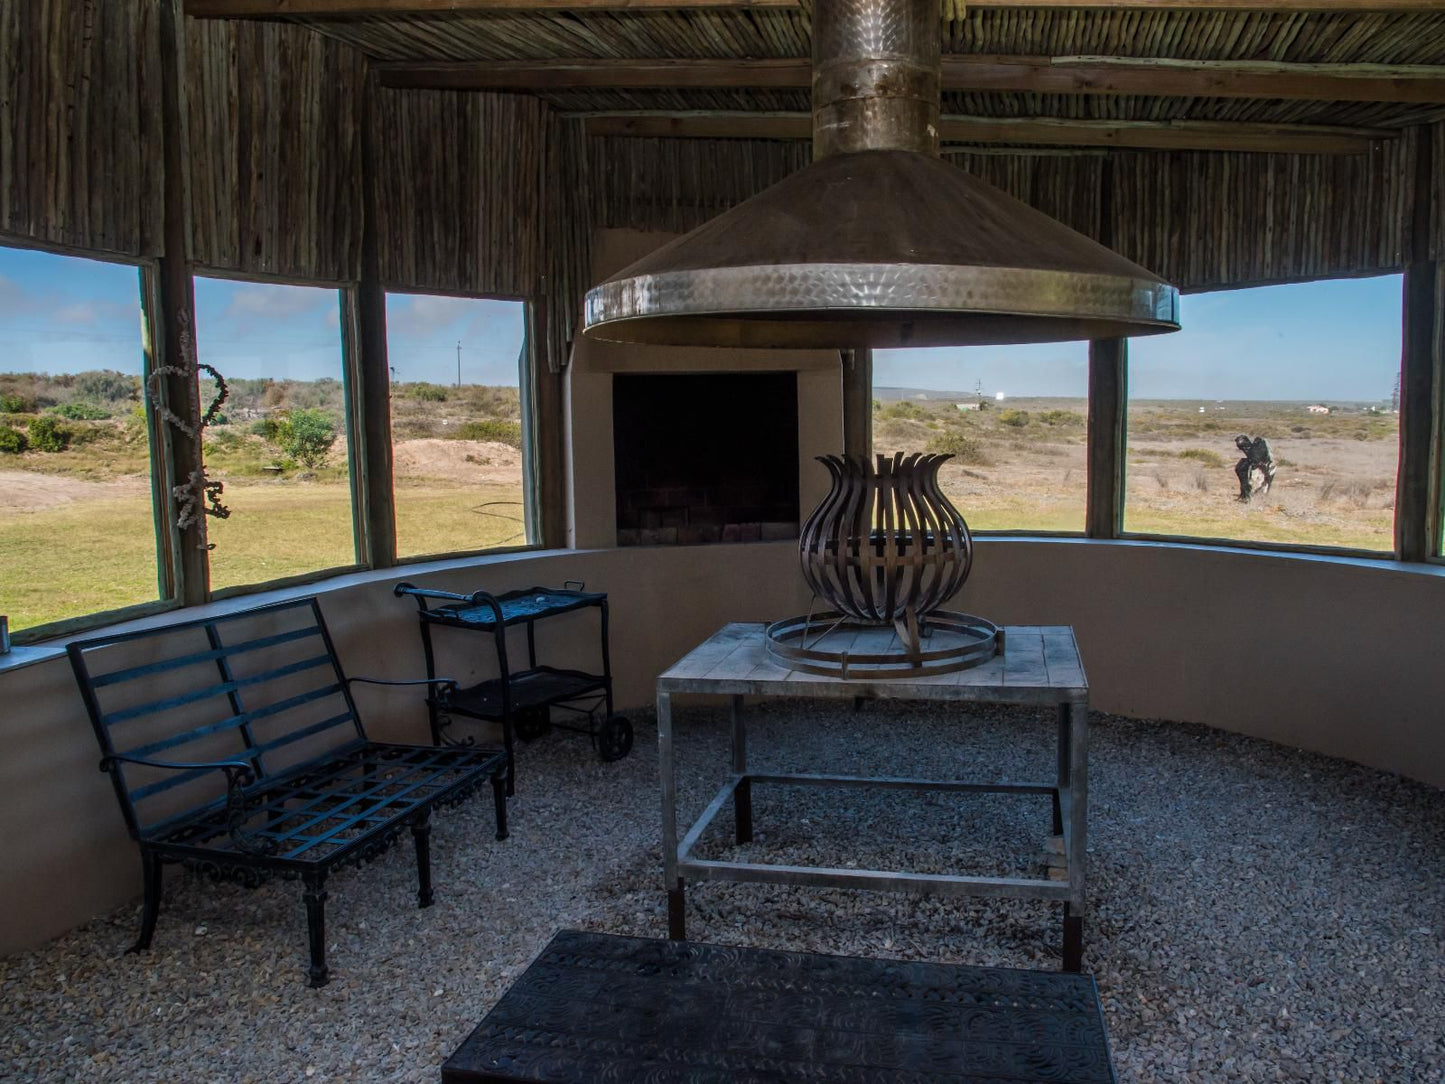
left=345, top=676, right=460, bottom=698
left=101, top=751, right=256, bottom=786
left=101, top=753, right=275, bottom=856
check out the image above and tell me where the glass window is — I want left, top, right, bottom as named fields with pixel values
left=385, top=294, right=530, bottom=559
left=1123, top=276, right=1403, bottom=551
left=872, top=343, right=1089, bottom=532
left=192, top=277, right=357, bottom=590
left=0, top=245, right=160, bottom=633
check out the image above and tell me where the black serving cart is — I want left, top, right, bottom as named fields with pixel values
left=395, top=582, right=632, bottom=796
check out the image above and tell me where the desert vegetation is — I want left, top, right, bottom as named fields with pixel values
left=873, top=392, right=1398, bottom=549
left=0, top=372, right=525, bottom=631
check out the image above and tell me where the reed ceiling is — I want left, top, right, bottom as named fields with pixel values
left=267, top=7, right=1445, bottom=133
left=280, top=9, right=1445, bottom=66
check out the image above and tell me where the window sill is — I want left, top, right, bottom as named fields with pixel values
left=0, top=547, right=574, bottom=677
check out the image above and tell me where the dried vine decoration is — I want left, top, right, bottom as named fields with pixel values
left=146, top=310, right=231, bottom=548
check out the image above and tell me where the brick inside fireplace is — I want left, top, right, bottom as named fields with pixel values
left=613, top=372, right=800, bottom=546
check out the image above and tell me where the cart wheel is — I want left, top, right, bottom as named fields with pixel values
left=596, top=715, right=634, bottom=763
left=515, top=707, right=550, bottom=742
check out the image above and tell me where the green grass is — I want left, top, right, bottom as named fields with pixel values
left=2, top=479, right=527, bottom=632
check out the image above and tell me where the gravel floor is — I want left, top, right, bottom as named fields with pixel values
left=3, top=702, right=1442, bottom=1083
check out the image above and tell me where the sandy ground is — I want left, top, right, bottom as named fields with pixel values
left=0, top=471, right=149, bottom=514
left=390, top=439, right=523, bottom=486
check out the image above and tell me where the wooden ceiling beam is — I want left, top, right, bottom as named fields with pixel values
left=581, top=112, right=1395, bottom=154
left=378, top=55, right=1445, bottom=104
left=185, top=0, right=1445, bottom=17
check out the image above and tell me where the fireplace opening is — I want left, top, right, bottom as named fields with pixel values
left=613, top=372, right=800, bottom=546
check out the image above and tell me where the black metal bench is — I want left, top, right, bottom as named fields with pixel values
left=68, top=596, right=509, bottom=987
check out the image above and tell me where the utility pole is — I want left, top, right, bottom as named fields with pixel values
left=456, top=341, right=462, bottom=389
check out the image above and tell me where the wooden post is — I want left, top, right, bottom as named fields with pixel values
left=355, top=71, right=397, bottom=568
left=531, top=298, right=568, bottom=549
left=1086, top=338, right=1127, bottom=539
left=842, top=348, right=873, bottom=459
left=156, top=0, right=209, bottom=604
left=1085, top=158, right=1127, bottom=540
left=1395, top=127, right=1440, bottom=563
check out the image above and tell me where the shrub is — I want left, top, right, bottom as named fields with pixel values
left=0, top=392, right=29, bottom=414
left=926, top=430, right=991, bottom=466
left=49, top=402, right=111, bottom=421
left=997, top=408, right=1030, bottom=428
left=1177, top=448, right=1226, bottom=469
left=274, top=408, right=338, bottom=469
left=250, top=417, right=282, bottom=441
left=455, top=419, right=522, bottom=448
left=0, top=426, right=28, bottom=454
left=1036, top=409, right=1084, bottom=428
left=879, top=400, right=925, bottom=421
left=410, top=383, right=449, bottom=402
left=74, top=370, right=140, bottom=405
left=27, top=415, right=71, bottom=452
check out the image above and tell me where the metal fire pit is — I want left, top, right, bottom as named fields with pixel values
left=766, top=452, right=1002, bottom=678
left=765, top=609, right=1002, bottom=679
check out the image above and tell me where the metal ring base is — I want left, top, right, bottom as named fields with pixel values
left=764, top=610, right=1003, bottom=679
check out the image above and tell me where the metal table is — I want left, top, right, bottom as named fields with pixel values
left=656, top=622, right=1091, bottom=971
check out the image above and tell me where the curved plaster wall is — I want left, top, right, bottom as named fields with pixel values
left=0, top=538, right=1441, bottom=955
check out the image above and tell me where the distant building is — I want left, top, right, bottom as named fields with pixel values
left=1307, top=404, right=1331, bottom=415
left=956, top=402, right=981, bottom=412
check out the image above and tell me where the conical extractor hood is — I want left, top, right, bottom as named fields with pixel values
left=583, top=0, right=1180, bottom=350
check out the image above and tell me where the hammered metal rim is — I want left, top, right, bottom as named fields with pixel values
left=585, top=262, right=1180, bottom=335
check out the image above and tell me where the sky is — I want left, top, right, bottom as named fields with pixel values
left=0, top=244, right=1404, bottom=400
left=876, top=273, right=1405, bottom=401
left=0, top=246, right=527, bottom=387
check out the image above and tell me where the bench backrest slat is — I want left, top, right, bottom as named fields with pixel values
left=69, top=597, right=368, bottom=839
left=85, top=625, right=321, bottom=689
left=99, top=653, right=334, bottom=728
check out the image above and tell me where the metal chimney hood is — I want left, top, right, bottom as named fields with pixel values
left=583, top=0, right=1180, bottom=350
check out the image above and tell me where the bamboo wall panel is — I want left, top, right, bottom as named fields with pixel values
left=186, top=19, right=366, bottom=281
left=0, top=0, right=162, bottom=257
left=542, top=115, right=592, bottom=370
left=584, top=138, right=1102, bottom=241
left=1111, top=143, right=1415, bottom=290
left=586, top=136, right=807, bottom=235
left=374, top=88, right=547, bottom=297
left=1431, top=122, right=1444, bottom=262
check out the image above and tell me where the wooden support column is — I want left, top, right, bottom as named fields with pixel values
left=1086, top=157, right=1128, bottom=540
left=1086, top=338, right=1127, bottom=539
left=156, top=0, right=209, bottom=604
left=531, top=299, right=568, bottom=549
left=842, top=348, right=873, bottom=459
left=355, top=71, right=397, bottom=567
left=1395, top=126, right=1442, bottom=562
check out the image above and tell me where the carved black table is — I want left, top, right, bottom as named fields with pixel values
left=440, top=929, right=1116, bottom=1082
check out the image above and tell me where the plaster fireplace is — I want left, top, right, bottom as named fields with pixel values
left=565, top=229, right=845, bottom=550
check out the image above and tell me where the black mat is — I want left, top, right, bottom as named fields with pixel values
left=441, top=929, right=1116, bottom=1083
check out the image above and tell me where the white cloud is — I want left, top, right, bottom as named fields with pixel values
left=223, top=285, right=333, bottom=320
left=388, top=294, right=486, bottom=337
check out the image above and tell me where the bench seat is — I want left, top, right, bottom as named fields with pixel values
left=69, top=596, right=509, bottom=987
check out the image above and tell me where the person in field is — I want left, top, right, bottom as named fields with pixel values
left=1234, top=434, right=1276, bottom=502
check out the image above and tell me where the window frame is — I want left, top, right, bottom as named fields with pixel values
left=190, top=267, right=368, bottom=599
left=378, top=286, right=541, bottom=567
left=0, top=239, right=181, bottom=645
left=1115, top=275, right=1411, bottom=561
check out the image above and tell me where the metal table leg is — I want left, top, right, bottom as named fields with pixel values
left=658, top=691, right=686, bottom=940
left=1064, top=700, right=1088, bottom=972
left=731, top=695, right=752, bottom=844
